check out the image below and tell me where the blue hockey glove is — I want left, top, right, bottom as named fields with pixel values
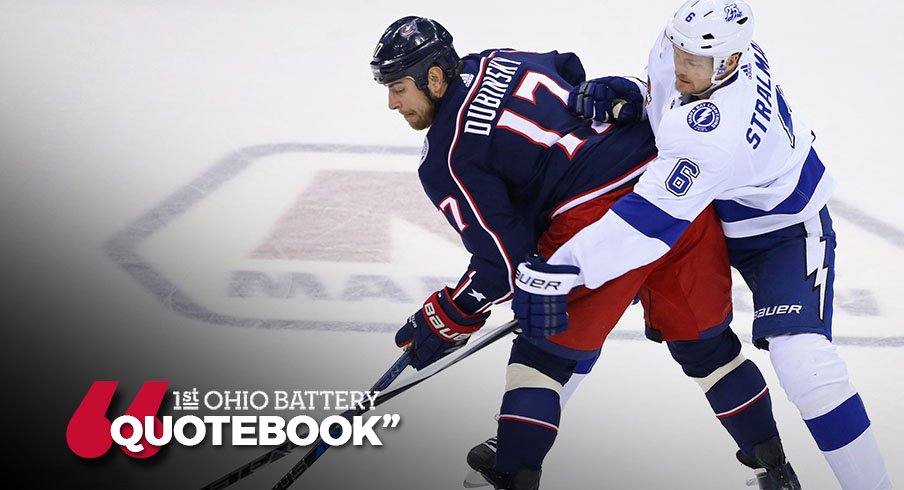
left=512, top=255, right=581, bottom=338
left=395, top=288, right=490, bottom=370
left=567, top=76, right=645, bottom=125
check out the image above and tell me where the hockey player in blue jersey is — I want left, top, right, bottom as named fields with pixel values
left=553, top=1, right=892, bottom=488
left=372, top=16, right=800, bottom=490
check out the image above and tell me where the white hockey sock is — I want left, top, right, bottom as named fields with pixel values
left=559, top=372, right=587, bottom=409
left=823, top=426, right=892, bottom=490
left=559, top=353, right=599, bottom=409
left=769, top=333, right=891, bottom=489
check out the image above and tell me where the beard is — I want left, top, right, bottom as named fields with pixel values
left=406, top=102, right=436, bottom=131
left=674, top=78, right=699, bottom=96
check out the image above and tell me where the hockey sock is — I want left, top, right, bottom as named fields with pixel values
left=496, top=385, right=560, bottom=473
left=496, top=339, right=574, bottom=474
left=700, top=356, right=778, bottom=458
left=769, top=333, right=891, bottom=489
left=669, top=330, right=779, bottom=457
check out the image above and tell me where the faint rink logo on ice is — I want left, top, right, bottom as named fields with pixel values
left=104, top=143, right=903, bottom=347
left=233, top=166, right=462, bottom=308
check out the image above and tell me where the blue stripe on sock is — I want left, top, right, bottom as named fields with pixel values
left=804, top=393, right=871, bottom=451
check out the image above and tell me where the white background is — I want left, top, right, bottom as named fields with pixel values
left=2, top=1, right=901, bottom=489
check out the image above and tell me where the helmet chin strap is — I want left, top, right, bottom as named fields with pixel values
left=691, top=56, right=737, bottom=97
left=711, top=56, right=731, bottom=84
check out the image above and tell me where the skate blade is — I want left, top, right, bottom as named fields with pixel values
left=463, top=468, right=490, bottom=488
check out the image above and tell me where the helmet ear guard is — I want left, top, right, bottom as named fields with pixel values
left=665, top=0, right=754, bottom=84
left=371, top=16, right=461, bottom=94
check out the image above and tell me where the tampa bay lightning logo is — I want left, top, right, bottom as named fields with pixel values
left=724, top=3, right=743, bottom=22
left=687, top=102, right=721, bottom=132
left=399, top=20, right=419, bottom=39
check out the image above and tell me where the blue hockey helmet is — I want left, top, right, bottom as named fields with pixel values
left=371, top=16, right=460, bottom=92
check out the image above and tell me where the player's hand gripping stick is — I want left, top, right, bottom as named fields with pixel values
left=568, top=76, right=645, bottom=125
left=395, top=287, right=489, bottom=370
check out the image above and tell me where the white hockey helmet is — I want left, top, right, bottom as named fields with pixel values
left=665, top=0, right=755, bottom=81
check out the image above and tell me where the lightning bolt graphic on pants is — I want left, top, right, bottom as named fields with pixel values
left=804, top=216, right=829, bottom=322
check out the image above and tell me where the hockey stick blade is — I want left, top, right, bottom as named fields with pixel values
left=198, top=351, right=411, bottom=490
left=271, top=319, right=520, bottom=489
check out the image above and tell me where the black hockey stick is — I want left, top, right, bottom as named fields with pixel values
left=271, top=319, right=520, bottom=489
left=198, top=350, right=411, bottom=490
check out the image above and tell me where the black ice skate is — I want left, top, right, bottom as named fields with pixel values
left=737, top=436, right=802, bottom=490
left=464, top=437, right=541, bottom=490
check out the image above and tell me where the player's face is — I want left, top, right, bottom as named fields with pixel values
left=672, top=46, right=715, bottom=95
left=386, top=77, right=435, bottom=130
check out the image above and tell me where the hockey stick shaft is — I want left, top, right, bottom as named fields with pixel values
left=271, top=319, right=519, bottom=489
left=198, top=351, right=411, bottom=490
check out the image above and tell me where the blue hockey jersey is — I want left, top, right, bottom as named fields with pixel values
left=419, top=49, right=657, bottom=314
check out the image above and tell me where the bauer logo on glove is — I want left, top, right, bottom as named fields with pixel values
left=514, top=268, right=576, bottom=294
left=512, top=255, right=580, bottom=338
left=395, top=288, right=490, bottom=370
left=423, top=301, right=473, bottom=342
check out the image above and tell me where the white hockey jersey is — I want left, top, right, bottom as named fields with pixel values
left=550, top=33, right=835, bottom=289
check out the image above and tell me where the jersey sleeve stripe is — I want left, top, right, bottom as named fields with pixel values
left=452, top=270, right=477, bottom=299
left=715, top=147, right=826, bottom=223
left=611, top=192, right=691, bottom=246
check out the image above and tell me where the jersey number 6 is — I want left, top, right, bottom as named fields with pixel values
left=666, top=159, right=700, bottom=197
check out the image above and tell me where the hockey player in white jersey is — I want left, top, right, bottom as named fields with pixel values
left=524, top=1, right=894, bottom=488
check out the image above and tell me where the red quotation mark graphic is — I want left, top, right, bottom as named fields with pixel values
left=66, top=381, right=169, bottom=458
